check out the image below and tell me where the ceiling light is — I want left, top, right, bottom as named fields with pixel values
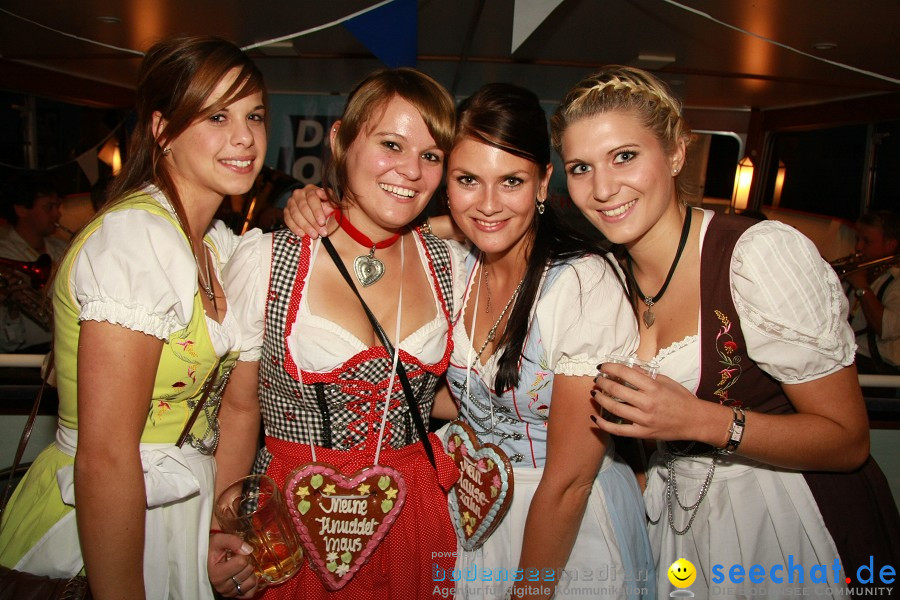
left=97, top=16, right=121, bottom=24
left=813, top=42, right=837, bottom=51
left=629, top=54, right=676, bottom=69
left=257, top=41, right=298, bottom=56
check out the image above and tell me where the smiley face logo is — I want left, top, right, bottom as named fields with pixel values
left=668, top=558, right=697, bottom=588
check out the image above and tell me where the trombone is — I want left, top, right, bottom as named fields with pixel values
left=830, top=253, right=900, bottom=278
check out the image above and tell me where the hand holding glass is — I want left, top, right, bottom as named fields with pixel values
left=596, top=355, right=659, bottom=425
left=214, top=474, right=304, bottom=586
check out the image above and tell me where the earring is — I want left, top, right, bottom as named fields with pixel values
left=163, top=147, right=171, bottom=156
left=536, top=198, right=545, bottom=215
left=673, top=167, right=679, bottom=175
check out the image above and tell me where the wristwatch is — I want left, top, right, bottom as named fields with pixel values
left=854, top=287, right=869, bottom=298
left=719, top=406, right=746, bottom=455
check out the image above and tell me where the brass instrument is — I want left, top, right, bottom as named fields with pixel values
left=831, top=253, right=900, bottom=278
left=0, top=254, right=53, bottom=331
left=55, top=222, right=77, bottom=237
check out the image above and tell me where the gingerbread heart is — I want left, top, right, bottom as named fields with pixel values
left=445, top=420, right=514, bottom=551
left=284, top=462, right=407, bottom=590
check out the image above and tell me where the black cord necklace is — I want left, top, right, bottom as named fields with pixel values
left=626, top=207, right=693, bottom=328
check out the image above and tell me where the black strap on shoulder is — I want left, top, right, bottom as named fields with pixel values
left=320, top=237, right=438, bottom=471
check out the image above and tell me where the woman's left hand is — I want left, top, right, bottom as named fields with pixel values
left=208, top=532, right=261, bottom=599
left=589, top=363, right=706, bottom=442
left=283, top=184, right=335, bottom=239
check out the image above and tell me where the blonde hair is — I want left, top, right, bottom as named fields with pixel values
left=325, top=68, right=456, bottom=204
left=551, top=66, right=691, bottom=197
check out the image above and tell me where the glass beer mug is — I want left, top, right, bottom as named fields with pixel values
left=215, top=474, right=304, bottom=586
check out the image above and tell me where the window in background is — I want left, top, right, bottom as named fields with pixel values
left=684, top=132, right=741, bottom=213
left=0, top=91, right=125, bottom=196
left=766, top=125, right=868, bottom=221
left=702, top=133, right=741, bottom=200
left=870, top=120, right=900, bottom=213
left=0, top=91, right=27, bottom=168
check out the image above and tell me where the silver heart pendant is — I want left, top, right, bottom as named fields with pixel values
left=353, top=254, right=385, bottom=287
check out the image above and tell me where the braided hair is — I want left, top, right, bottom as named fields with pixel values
left=550, top=65, right=692, bottom=200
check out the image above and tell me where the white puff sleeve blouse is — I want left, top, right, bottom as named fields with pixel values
left=730, top=217, right=856, bottom=383
left=71, top=191, right=240, bottom=348
left=539, top=254, right=639, bottom=377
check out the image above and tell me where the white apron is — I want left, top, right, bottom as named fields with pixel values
left=15, top=425, right=216, bottom=600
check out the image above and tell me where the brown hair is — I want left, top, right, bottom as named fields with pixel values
left=325, top=68, right=455, bottom=204
left=455, top=82, right=550, bottom=175
left=858, top=209, right=900, bottom=244
left=551, top=65, right=691, bottom=199
left=105, top=35, right=266, bottom=243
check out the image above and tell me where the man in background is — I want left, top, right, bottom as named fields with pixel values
left=0, top=176, right=67, bottom=353
left=847, top=209, right=900, bottom=374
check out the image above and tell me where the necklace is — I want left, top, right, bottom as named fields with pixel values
left=197, top=246, right=215, bottom=302
left=171, top=208, right=216, bottom=302
left=625, top=207, right=692, bottom=328
left=483, top=267, right=492, bottom=313
left=474, top=272, right=525, bottom=362
left=334, top=208, right=401, bottom=287
left=463, top=255, right=524, bottom=442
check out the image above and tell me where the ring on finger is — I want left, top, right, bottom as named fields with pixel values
left=231, top=576, right=243, bottom=595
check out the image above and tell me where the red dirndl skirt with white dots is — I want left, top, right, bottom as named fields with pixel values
left=261, top=434, right=459, bottom=600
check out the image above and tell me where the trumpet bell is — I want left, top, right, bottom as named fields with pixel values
left=0, top=254, right=54, bottom=331
left=0, top=254, right=52, bottom=289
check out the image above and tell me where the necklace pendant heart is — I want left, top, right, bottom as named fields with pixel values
left=642, top=308, right=656, bottom=328
left=353, top=254, right=385, bottom=287
left=445, top=420, right=514, bottom=551
left=285, top=462, right=407, bottom=591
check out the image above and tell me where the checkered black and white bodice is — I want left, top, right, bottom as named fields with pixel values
left=254, top=229, right=455, bottom=470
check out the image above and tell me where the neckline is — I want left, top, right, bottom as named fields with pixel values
left=334, top=208, right=401, bottom=250
left=625, top=206, right=692, bottom=306
left=296, top=236, right=440, bottom=353
left=462, top=254, right=527, bottom=368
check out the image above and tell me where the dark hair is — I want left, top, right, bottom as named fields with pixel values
left=104, top=35, right=266, bottom=247
left=1, top=175, right=59, bottom=225
left=324, top=68, right=455, bottom=205
left=456, top=83, right=551, bottom=170
left=457, top=83, right=621, bottom=392
left=858, top=209, right=900, bottom=243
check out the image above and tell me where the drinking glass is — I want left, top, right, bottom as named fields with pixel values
left=214, top=474, right=304, bottom=586
left=596, top=355, right=659, bottom=425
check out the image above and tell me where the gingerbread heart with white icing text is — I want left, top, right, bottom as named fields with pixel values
left=445, top=420, right=514, bottom=551
left=284, top=462, right=407, bottom=590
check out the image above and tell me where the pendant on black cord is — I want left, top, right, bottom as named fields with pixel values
left=353, top=246, right=385, bottom=287
left=642, top=298, right=656, bottom=328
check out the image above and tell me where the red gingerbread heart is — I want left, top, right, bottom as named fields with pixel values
left=445, top=420, right=515, bottom=551
left=284, top=462, right=407, bottom=590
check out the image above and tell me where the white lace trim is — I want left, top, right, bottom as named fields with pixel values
left=555, top=356, right=600, bottom=377
left=655, top=334, right=698, bottom=363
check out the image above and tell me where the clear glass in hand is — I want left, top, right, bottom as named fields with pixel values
left=597, top=355, right=659, bottom=425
